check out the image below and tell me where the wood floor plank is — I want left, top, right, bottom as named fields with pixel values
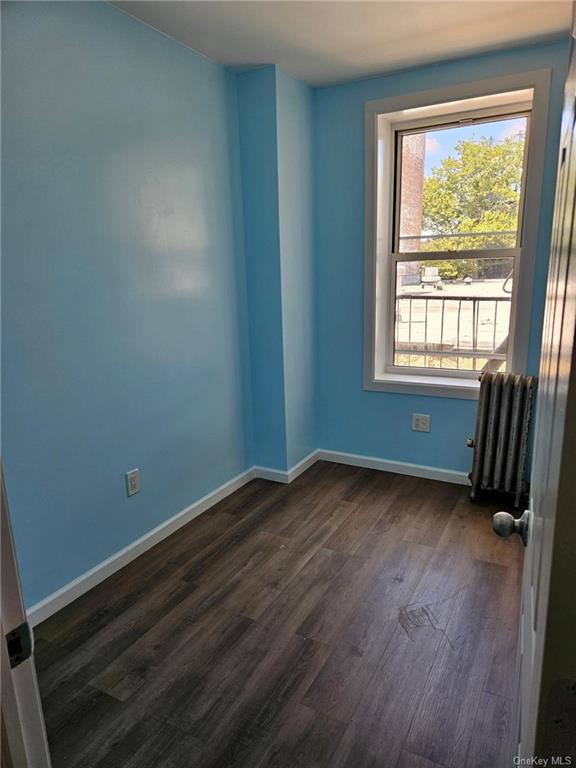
left=133, top=550, right=345, bottom=742
left=34, top=510, right=235, bottom=648
left=177, top=511, right=292, bottom=585
left=302, top=540, right=433, bottom=722
left=327, top=605, right=451, bottom=768
left=339, top=467, right=387, bottom=504
left=35, top=464, right=524, bottom=768
left=322, top=495, right=386, bottom=555
left=404, top=559, right=507, bottom=768
left=402, top=480, right=462, bottom=548
left=327, top=535, right=489, bottom=767
left=243, top=534, right=323, bottom=592
left=150, top=734, right=208, bottom=768
left=296, top=553, right=378, bottom=645
left=89, top=717, right=204, bottom=768
left=207, top=478, right=281, bottom=519
left=354, top=475, right=427, bottom=559
left=252, top=547, right=350, bottom=648
left=38, top=574, right=198, bottom=703
left=90, top=606, right=251, bottom=702
left=44, top=685, right=124, bottom=768
left=251, top=704, right=345, bottom=768
left=463, top=692, right=513, bottom=768
left=179, top=529, right=287, bottom=612
left=264, top=496, right=357, bottom=548
left=396, top=752, right=445, bottom=768
left=485, top=554, right=522, bottom=700
left=113, top=611, right=256, bottom=730
left=175, top=634, right=331, bottom=758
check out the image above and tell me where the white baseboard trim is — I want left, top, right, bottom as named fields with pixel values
left=251, top=466, right=289, bottom=483
left=27, top=449, right=467, bottom=626
left=253, top=450, right=319, bottom=484
left=317, top=449, right=470, bottom=486
left=27, top=467, right=256, bottom=627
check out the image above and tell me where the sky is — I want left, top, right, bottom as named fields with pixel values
left=422, top=116, right=527, bottom=176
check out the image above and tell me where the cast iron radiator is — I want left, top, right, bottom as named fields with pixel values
left=468, top=372, right=537, bottom=507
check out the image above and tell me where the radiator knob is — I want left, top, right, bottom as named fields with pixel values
left=492, top=510, right=530, bottom=547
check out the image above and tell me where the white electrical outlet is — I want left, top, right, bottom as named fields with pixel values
left=126, top=468, right=141, bottom=497
left=412, top=413, right=431, bottom=432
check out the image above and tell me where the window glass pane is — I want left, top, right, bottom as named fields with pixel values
left=397, top=116, right=528, bottom=253
left=393, top=257, right=513, bottom=372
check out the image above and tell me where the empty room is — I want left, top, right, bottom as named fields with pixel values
left=2, top=1, right=576, bottom=766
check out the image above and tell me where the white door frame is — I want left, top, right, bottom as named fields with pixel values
left=1, top=469, right=52, bottom=767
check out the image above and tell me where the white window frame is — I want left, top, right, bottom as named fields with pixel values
left=364, top=70, right=551, bottom=400
left=388, top=105, right=530, bottom=379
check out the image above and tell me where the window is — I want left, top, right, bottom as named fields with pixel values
left=392, top=112, right=529, bottom=374
left=364, top=73, right=550, bottom=398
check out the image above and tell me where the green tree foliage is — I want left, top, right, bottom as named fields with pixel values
left=421, top=132, right=524, bottom=279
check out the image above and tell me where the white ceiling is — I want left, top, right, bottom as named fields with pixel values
left=112, top=1, right=573, bottom=86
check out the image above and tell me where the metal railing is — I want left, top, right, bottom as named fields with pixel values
left=395, top=294, right=512, bottom=369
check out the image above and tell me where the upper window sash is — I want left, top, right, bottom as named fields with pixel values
left=390, top=108, right=532, bottom=255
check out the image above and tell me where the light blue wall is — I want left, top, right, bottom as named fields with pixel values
left=2, top=1, right=570, bottom=608
left=236, top=66, right=315, bottom=471
left=2, top=1, right=251, bottom=606
left=236, top=66, right=287, bottom=469
left=314, top=40, right=570, bottom=472
left=276, top=70, right=316, bottom=468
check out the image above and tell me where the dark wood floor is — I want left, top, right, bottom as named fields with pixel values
left=35, top=462, right=523, bottom=768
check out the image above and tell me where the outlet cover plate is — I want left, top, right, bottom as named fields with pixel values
left=126, top=468, right=141, bottom=497
left=412, top=413, right=431, bottom=432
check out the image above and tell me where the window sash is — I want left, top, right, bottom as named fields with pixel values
left=391, top=110, right=532, bottom=255
left=385, top=247, right=520, bottom=378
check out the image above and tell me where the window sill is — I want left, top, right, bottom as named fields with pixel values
left=365, top=372, right=480, bottom=400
